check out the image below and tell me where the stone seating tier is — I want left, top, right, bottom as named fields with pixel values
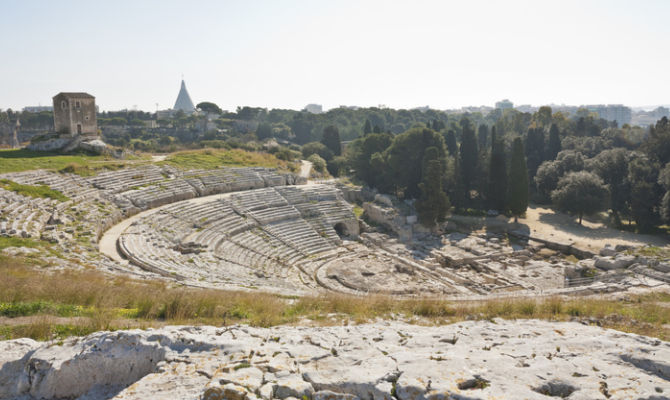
left=88, top=166, right=166, bottom=192
left=229, top=188, right=288, bottom=213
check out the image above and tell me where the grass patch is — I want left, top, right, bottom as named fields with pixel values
left=1, top=254, right=669, bottom=341
left=0, top=149, right=110, bottom=174
left=0, top=179, right=69, bottom=202
left=0, top=301, right=84, bottom=317
left=160, top=148, right=292, bottom=171
left=0, top=237, right=45, bottom=251
left=58, top=161, right=126, bottom=177
left=631, top=246, right=670, bottom=259
left=0, top=149, right=148, bottom=175
left=353, top=205, right=364, bottom=219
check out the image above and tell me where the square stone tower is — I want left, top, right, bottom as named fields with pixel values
left=52, top=92, right=97, bottom=137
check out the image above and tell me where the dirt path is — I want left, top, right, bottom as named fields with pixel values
left=98, top=211, right=152, bottom=263
left=299, top=160, right=312, bottom=178
left=449, top=205, right=668, bottom=253
left=518, top=206, right=667, bottom=252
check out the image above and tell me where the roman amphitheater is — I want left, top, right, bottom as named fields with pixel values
left=2, top=163, right=669, bottom=298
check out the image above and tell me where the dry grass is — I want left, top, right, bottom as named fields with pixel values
left=1, top=254, right=669, bottom=341
left=159, top=148, right=294, bottom=172
left=0, top=149, right=147, bottom=175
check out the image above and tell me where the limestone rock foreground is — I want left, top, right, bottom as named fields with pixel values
left=0, top=320, right=669, bottom=400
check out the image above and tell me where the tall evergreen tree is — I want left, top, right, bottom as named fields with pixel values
left=432, top=119, right=446, bottom=131
left=449, top=154, right=467, bottom=210
left=508, top=137, right=529, bottom=221
left=525, top=127, right=545, bottom=180
left=628, top=156, right=662, bottom=232
left=363, top=119, right=372, bottom=135
left=445, top=130, right=458, bottom=157
left=487, top=127, right=507, bottom=212
left=477, top=124, right=489, bottom=151
left=416, top=147, right=450, bottom=228
left=547, top=123, right=562, bottom=161
left=255, top=122, right=272, bottom=140
left=321, top=125, right=341, bottom=156
left=459, top=118, right=478, bottom=194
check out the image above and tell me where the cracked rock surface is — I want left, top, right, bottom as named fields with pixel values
left=1, top=320, right=669, bottom=400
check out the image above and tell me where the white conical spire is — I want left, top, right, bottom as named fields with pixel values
left=173, top=80, right=195, bottom=113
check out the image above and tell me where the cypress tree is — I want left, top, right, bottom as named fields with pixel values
left=445, top=130, right=458, bottom=157
left=525, top=127, right=545, bottom=179
left=449, top=154, right=466, bottom=210
left=477, top=124, right=489, bottom=151
left=321, top=125, right=341, bottom=156
left=255, top=122, right=272, bottom=140
left=416, top=148, right=450, bottom=228
left=508, top=137, right=529, bottom=221
left=487, top=127, right=507, bottom=212
left=547, top=123, right=562, bottom=161
left=459, top=118, right=478, bottom=194
left=432, top=119, right=446, bottom=131
left=363, top=119, right=372, bottom=135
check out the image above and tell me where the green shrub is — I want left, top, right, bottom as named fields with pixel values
left=307, top=154, right=327, bottom=173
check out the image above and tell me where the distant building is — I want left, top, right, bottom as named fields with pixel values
left=173, top=79, right=196, bottom=114
left=515, top=104, right=537, bottom=113
left=460, top=106, right=494, bottom=114
left=411, top=106, right=431, bottom=112
left=303, top=104, right=323, bottom=114
left=586, top=104, right=632, bottom=125
left=156, top=80, right=197, bottom=118
left=631, top=106, right=670, bottom=127
left=495, top=99, right=514, bottom=110
left=22, top=106, right=53, bottom=113
left=52, top=92, right=97, bottom=137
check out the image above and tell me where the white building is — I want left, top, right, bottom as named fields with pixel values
left=303, top=104, right=323, bottom=114
left=495, top=99, right=514, bottom=110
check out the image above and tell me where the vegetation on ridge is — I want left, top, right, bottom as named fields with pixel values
left=0, top=254, right=668, bottom=342
left=0, top=179, right=69, bottom=202
left=159, top=148, right=295, bottom=171
left=0, top=149, right=140, bottom=175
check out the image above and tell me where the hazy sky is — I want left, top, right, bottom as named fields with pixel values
left=1, top=0, right=668, bottom=112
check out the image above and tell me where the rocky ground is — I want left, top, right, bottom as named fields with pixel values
left=1, top=319, right=669, bottom=400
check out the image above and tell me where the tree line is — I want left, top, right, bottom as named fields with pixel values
left=306, top=108, right=669, bottom=232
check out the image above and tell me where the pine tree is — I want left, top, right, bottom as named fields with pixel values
left=508, top=137, right=529, bottom=221
left=416, top=148, right=450, bottom=228
left=551, top=171, right=608, bottom=225
left=547, top=123, right=562, bottom=161
left=459, top=118, right=478, bottom=194
left=321, top=125, right=341, bottom=156
left=487, top=127, right=507, bottom=212
left=363, top=119, right=372, bottom=135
